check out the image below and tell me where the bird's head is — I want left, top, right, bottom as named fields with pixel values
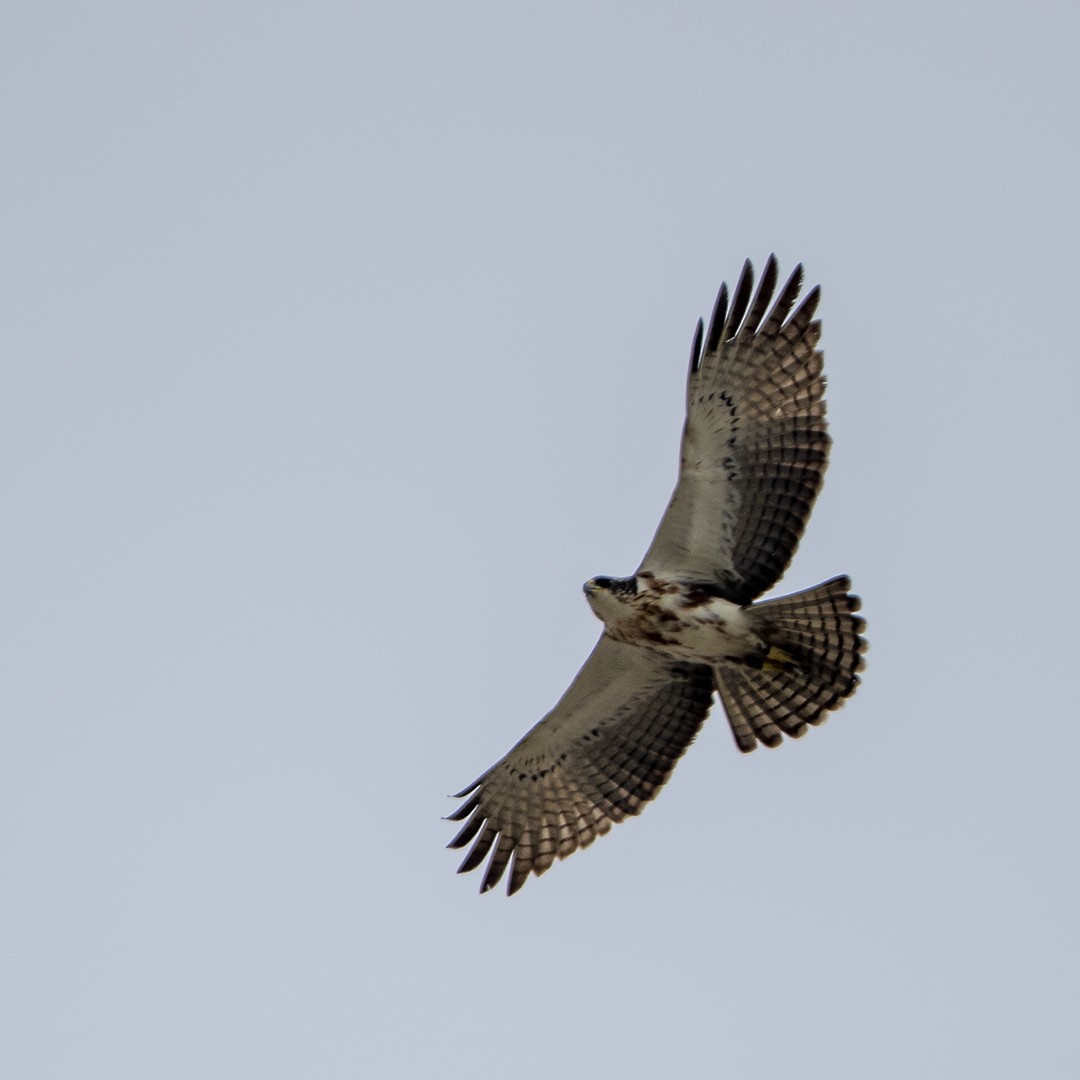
left=583, top=575, right=639, bottom=623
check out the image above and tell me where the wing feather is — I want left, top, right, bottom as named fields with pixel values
left=448, top=635, right=714, bottom=894
left=721, top=257, right=755, bottom=341
left=704, top=282, right=729, bottom=354
left=638, top=257, right=830, bottom=602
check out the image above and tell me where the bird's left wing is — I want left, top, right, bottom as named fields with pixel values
left=637, top=257, right=829, bottom=604
left=448, top=635, right=714, bottom=895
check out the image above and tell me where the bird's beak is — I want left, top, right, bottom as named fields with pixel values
left=583, top=579, right=596, bottom=595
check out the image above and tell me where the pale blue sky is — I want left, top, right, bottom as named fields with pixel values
left=4, top=3, right=1079, bottom=1077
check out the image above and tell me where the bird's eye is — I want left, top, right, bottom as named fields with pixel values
left=593, top=577, right=612, bottom=589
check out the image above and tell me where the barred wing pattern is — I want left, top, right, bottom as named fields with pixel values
left=448, top=636, right=714, bottom=895
left=638, top=256, right=829, bottom=604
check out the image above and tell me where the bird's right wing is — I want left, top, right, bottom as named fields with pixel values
left=448, top=635, right=714, bottom=895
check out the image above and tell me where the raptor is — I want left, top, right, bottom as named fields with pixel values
left=448, top=257, right=866, bottom=894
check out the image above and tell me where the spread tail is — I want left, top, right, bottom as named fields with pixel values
left=715, top=575, right=866, bottom=752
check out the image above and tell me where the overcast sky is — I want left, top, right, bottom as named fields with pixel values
left=4, top=3, right=1079, bottom=1077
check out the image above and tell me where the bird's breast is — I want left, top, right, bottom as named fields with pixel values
left=605, top=583, right=761, bottom=662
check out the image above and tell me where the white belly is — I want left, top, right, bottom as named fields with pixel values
left=603, top=585, right=764, bottom=663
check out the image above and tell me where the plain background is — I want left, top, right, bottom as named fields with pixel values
left=4, top=2, right=1079, bottom=1077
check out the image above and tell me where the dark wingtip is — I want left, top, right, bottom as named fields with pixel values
left=763, top=262, right=806, bottom=329
left=451, top=778, right=481, bottom=800
left=799, top=283, right=822, bottom=320
left=480, top=838, right=512, bottom=893
left=456, top=838, right=492, bottom=874
left=688, top=317, right=704, bottom=375
left=445, top=793, right=480, bottom=823
left=447, top=809, right=484, bottom=850
left=705, top=282, right=729, bottom=353
left=723, top=258, right=755, bottom=340
left=745, top=254, right=780, bottom=333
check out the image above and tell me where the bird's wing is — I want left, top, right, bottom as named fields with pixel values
left=637, top=256, right=829, bottom=604
left=448, top=635, right=714, bottom=895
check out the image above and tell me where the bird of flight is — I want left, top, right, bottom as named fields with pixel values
left=448, top=256, right=866, bottom=895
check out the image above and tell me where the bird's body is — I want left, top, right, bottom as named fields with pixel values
left=584, top=573, right=760, bottom=664
left=448, top=257, right=867, bottom=894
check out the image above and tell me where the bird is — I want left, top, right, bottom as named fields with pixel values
left=447, top=256, right=866, bottom=895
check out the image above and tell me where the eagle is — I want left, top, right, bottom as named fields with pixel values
left=448, top=256, right=866, bottom=894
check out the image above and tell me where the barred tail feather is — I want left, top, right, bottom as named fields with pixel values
left=715, top=575, right=866, bottom=752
